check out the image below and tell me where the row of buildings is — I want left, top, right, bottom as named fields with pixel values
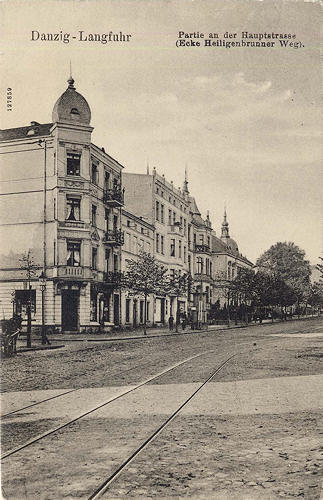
left=0, top=77, right=253, bottom=333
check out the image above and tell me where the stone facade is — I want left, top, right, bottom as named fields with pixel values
left=0, top=78, right=124, bottom=333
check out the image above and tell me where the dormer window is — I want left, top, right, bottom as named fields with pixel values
left=70, top=108, right=80, bottom=115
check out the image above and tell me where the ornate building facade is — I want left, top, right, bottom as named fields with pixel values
left=0, top=78, right=125, bottom=332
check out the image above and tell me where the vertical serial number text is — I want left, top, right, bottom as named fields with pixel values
left=7, top=88, right=13, bottom=111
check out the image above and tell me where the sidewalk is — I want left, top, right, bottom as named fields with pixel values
left=16, top=315, right=320, bottom=351
left=16, top=323, right=232, bottom=349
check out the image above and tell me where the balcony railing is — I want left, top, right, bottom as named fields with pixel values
left=103, top=187, right=124, bottom=206
left=103, top=271, right=123, bottom=285
left=59, top=220, right=86, bottom=229
left=194, top=272, right=213, bottom=282
left=58, top=266, right=84, bottom=278
left=194, top=244, right=211, bottom=253
left=103, top=230, right=124, bottom=246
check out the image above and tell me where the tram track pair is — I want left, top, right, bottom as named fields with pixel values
left=1, top=349, right=215, bottom=460
left=88, top=352, right=238, bottom=500
left=1, top=358, right=156, bottom=418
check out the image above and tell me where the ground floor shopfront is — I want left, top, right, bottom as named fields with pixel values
left=0, top=281, right=189, bottom=333
left=0, top=279, right=122, bottom=334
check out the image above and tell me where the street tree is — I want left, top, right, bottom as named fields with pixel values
left=123, top=250, right=168, bottom=334
left=19, top=249, right=38, bottom=347
left=256, top=242, right=311, bottom=309
left=307, top=281, right=323, bottom=315
left=317, top=257, right=323, bottom=282
left=231, top=268, right=255, bottom=323
left=166, top=271, right=189, bottom=332
left=213, top=270, right=235, bottom=324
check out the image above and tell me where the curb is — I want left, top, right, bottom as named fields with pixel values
left=17, top=345, right=65, bottom=353
left=22, top=316, right=321, bottom=345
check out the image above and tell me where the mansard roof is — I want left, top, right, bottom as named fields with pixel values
left=0, top=122, right=53, bottom=141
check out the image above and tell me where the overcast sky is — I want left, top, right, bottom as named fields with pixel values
left=1, top=0, right=321, bottom=264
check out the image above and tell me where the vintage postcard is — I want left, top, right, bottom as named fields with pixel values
left=0, top=0, right=322, bottom=499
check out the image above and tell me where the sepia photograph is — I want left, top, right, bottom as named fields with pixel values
left=0, top=0, right=322, bottom=499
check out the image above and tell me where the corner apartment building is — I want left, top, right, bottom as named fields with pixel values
left=0, top=77, right=125, bottom=332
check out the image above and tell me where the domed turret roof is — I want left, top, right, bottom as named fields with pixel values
left=52, top=77, right=91, bottom=125
left=225, top=237, right=239, bottom=254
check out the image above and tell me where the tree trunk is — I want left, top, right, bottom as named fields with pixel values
left=175, top=296, right=179, bottom=333
left=227, top=300, right=231, bottom=326
left=144, top=293, right=147, bottom=335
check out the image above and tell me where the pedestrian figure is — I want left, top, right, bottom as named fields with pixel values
left=181, top=312, right=187, bottom=331
left=168, top=314, right=174, bottom=331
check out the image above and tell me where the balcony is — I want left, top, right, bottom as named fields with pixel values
left=103, top=230, right=124, bottom=246
left=58, top=266, right=84, bottom=278
left=194, top=272, right=213, bottom=283
left=103, top=271, right=123, bottom=286
left=59, top=220, right=87, bottom=229
left=168, top=223, right=184, bottom=235
left=103, top=187, right=124, bottom=207
left=194, top=244, right=211, bottom=254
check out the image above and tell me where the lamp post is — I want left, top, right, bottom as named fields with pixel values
left=39, top=272, right=46, bottom=345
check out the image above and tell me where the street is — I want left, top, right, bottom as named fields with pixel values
left=1, top=317, right=323, bottom=500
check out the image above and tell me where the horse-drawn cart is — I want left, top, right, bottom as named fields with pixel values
left=0, top=315, right=22, bottom=357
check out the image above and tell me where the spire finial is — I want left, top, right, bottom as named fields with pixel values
left=221, top=203, right=229, bottom=238
left=146, top=158, right=150, bottom=175
left=67, top=61, right=75, bottom=89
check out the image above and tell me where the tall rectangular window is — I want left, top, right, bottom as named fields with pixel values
left=140, top=301, right=144, bottom=323
left=53, top=241, right=56, bottom=266
left=156, top=233, right=160, bottom=253
left=90, top=289, right=97, bottom=322
left=168, top=209, right=172, bottom=225
left=104, top=171, right=110, bottom=190
left=105, top=249, right=110, bottom=272
left=67, top=152, right=81, bottom=176
left=66, top=197, right=81, bottom=221
left=161, top=204, right=164, bottom=223
left=67, top=241, right=81, bottom=267
left=172, top=211, right=176, bottom=224
left=92, top=247, right=98, bottom=270
left=91, top=205, right=97, bottom=226
left=113, top=215, right=118, bottom=231
left=126, top=299, right=130, bottom=323
left=161, top=235, right=164, bottom=254
left=91, top=163, right=98, bottom=185
left=184, top=246, right=186, bottom=263
left=179, top=240, right=182, bottom=258
left=170, top=238, right=175, bottom=257
left=15, top=290, right=36, bottom=316
left=113, top=254, right=118, bottom=272
left=155, top=201, right=159, bottom=221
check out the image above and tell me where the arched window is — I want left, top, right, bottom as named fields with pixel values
left=70, top=108, right=80, bottom=115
